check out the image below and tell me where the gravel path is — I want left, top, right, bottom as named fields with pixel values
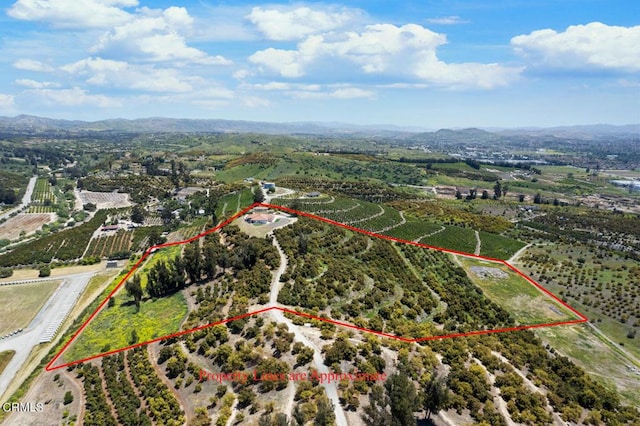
left=268, top=236, right=348, bottom=426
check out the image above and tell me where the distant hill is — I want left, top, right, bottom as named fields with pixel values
left=0, top=115, right=636, bottom=139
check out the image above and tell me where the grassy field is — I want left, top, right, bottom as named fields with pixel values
left=535, top=324, right=640, bottom=407
left=63, top=291, right=187, bottom=363
left=0, top=350, right=15, bottom=376
left=63, top=245, right=187, bottom=362
left=0, top=280, right=61, bottom=335
left=458, top=257, right=578, bottom=325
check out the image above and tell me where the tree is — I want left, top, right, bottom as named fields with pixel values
left=63, top=391, right=74, bottom=405
left=386, top=371, right=419, bottom=425
left=129, top=329, right=139, bottom=344
left=455, top=189, right=462, bottom=200
left=39, top=264, right=51, bottom=277
left=533, top=193, right=543, bottom=204
left=493, top=180, right=502, bottom=199
left=423, top=371, right=449, bottom=419
left=314, top=396, right=335, bottom=426
left=502, top=183, right=509, bottom=197
left=481, top=190, right=489, bottom=200
left=362, top=385, right=393, bottom=425
left=202, top=242, right=217, bottom=280
left=254, top=185, right=265, bottom=203
left=183, top=241, right=202, bottom=283
left=131, top=205, right=146, bottom=224
left=518, top=194, right=525, bottom=202
left=125, top=274, right=143, bottom=309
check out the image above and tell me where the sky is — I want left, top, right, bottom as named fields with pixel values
left=0, top=0, right=638, bottom=128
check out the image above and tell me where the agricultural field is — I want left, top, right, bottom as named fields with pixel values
left=84, top=230, right=133, bottom=259
left=131, top=225, right=164, bottom=251
left=0, top=210, right=107, bottom=267
left=421, top=225, right=477, bottom=254
left=27, top=177, right=64, bottom=213
left=383, top=217, right=443, bottom=241
left=478, top=231, right=527, bottom=260
left=516, top=242, right=640, bottom=359
left=0, top=280, right=61, bottom=335
left=77, top=190, right=132, bottom=209
left=0, top=213, right=53, bottom=241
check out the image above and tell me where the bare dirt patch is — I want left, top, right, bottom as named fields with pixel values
left=2, top=365, right=83, bottom=426
left=78, top=191, right=132, bottom=209
left=469, top=266, right=509, bottom=280
left=0, top=213, right=54, bottom=240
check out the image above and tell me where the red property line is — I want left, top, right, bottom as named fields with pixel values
left=46, top=202, right=587, bottom=371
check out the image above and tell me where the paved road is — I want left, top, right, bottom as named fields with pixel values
left=0, top=271, right=95, bottom=400
left=0, top=175, right=37, bottom=221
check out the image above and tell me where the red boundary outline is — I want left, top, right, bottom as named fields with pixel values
left=46, top=202, right=587, bottom=371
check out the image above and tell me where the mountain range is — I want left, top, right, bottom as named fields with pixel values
left=0, top=114, right=637, bottom=139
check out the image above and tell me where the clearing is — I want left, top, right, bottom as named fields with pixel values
left=458, top=257, right=579, bottom=325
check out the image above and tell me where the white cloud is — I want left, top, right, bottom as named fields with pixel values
left=249, top=23, right=521, bottom=89
left=0, top=94, right=16, bottom=109
left=241, top=96, right=270, bottom=108
left=92, top=6, right=231, bottom=64
left=511, top=22, right=640, bottom=72
left=249, top=48, right=306, bottom=77
left=247, top=6, right=359, bottom=41
left=8, top=0, right=136, bottom=28
left=61, top=57, right=194, bottom=92
left=15, top=79, right=60, bottom=89
left=426, top=16, right=469, bottom=25
left=31, top=87, right=121, bottom=107
left=13, top=58, right=54, bottom=72
left=249, top=82, right=322, bottom=91
left=232, top=69, right=252, bottom=80
left=291, top=87, right=374, bottom=99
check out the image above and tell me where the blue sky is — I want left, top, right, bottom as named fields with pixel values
left=0, top=0, right=638, bottom=128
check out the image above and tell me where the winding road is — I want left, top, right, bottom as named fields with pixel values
left=268, top=236, right=348, bottom=426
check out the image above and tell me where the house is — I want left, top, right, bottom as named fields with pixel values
left=262, top=182, right=276, bottom=190
left=106, top=260, right=119, bottom=268
left=306, top=191, right=321, bottom=198
left=101, top=224, right=120, bottom=232
left=245, top=213, right=275, bottom=225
